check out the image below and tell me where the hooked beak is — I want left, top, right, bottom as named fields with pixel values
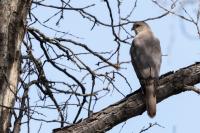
left=131, top=25, right=135, bottom=31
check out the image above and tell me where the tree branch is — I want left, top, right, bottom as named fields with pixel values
left=53, top=62, right=200, bottom=133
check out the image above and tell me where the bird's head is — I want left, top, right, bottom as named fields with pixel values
left=132, top=21, right=150, bottom=34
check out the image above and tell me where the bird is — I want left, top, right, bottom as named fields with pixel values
left=130, top=21, right=162, bottom=118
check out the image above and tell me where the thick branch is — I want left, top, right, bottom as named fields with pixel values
left=53, top=62, right=200, bottom=133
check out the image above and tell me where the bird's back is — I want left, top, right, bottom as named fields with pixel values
left=130, top=30, right=161, bottom=79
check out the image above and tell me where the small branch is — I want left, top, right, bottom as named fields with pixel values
left=139, top=122, right=164, bottom=133
left=183, top=85, right=200, bottom=95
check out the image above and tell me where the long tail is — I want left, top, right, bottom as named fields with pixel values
left=145, top=82, right=156, bottom=118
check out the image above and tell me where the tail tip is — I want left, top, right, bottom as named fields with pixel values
left=148, top=111, right=156, bottom=118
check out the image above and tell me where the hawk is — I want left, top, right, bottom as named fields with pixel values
left=130, top=21, right=162, bottom=117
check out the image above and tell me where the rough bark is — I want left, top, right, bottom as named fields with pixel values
left=53, top=62, right=200, bottom=133
left=0, top=0, right=32, bottom=133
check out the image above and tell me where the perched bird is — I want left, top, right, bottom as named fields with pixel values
left=130, top=21, right=162, bottom=118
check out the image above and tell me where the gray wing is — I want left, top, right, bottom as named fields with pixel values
left=130, top=36, right=161, bottom=80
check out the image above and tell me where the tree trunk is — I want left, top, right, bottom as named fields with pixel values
left=53, top=63, right=200, bottom=133
left=0, top=0, right=32, bottom=132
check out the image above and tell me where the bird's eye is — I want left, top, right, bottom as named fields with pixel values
left=135, top=24, right=140, bottom=27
